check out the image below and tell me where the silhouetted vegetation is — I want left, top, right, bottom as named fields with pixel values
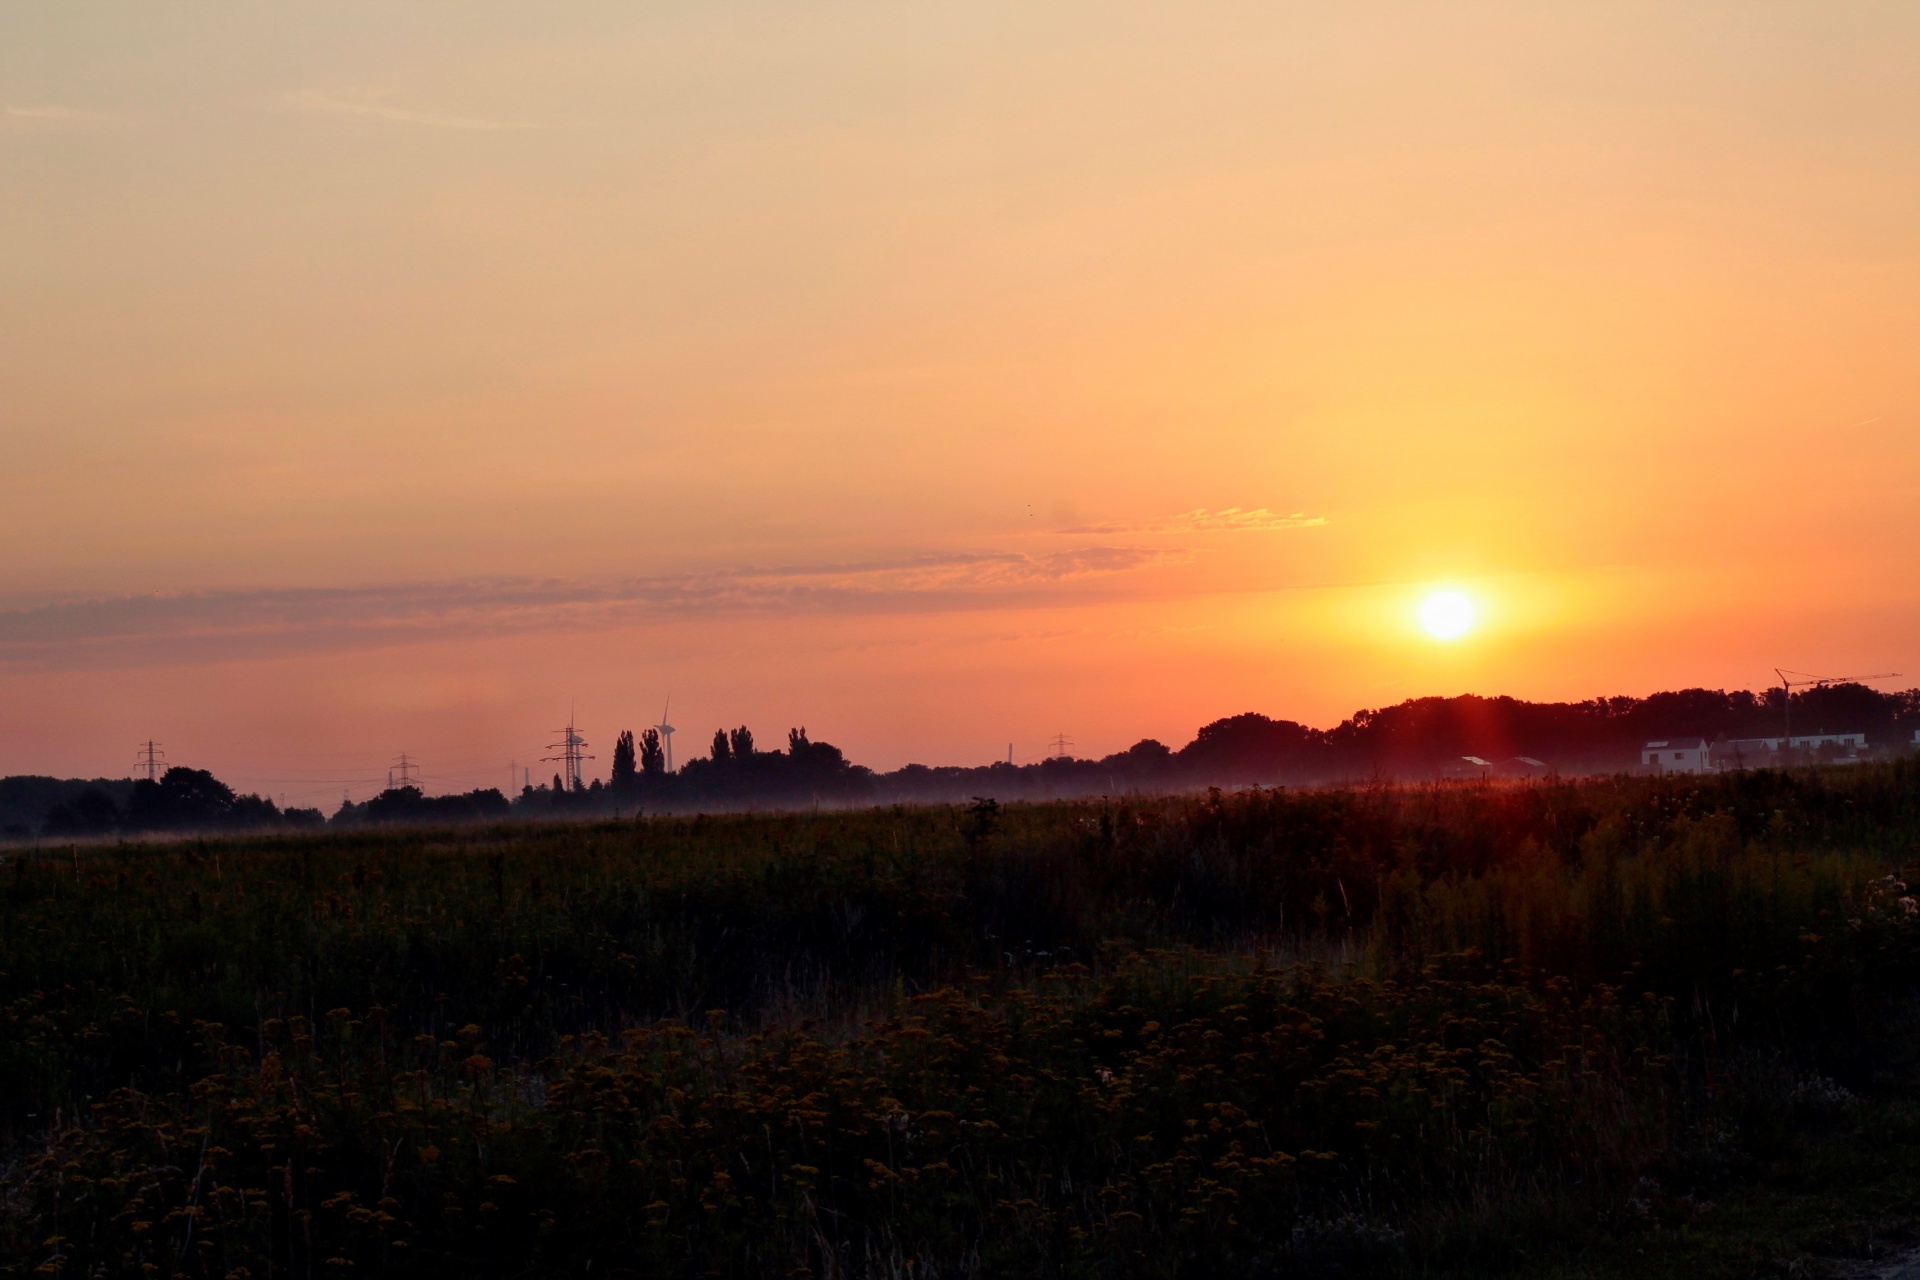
left=40, top=786, right=123, bottom=837
left=0, top=775, right=134, bottom=840
left=7, top=768, right=321, bottom=841
left=7, top=684, right=1917, bottom=837
left=6, top=763, right=1920, bottom=1276
left=335, top=785, right=511, bottom=828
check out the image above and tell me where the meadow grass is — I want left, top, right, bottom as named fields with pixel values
left=5, top=763, right=1920, bottom=1276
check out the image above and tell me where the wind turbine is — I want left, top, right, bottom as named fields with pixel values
left=655, top=696, right=676, bottom=773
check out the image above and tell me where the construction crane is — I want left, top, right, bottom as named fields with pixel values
left=1774, top=668, right=1902, bottom=739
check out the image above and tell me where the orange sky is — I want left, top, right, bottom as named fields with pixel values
left=4, top=3, right=1918, bottom=802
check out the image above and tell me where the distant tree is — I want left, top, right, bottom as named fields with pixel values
left=783, top=728, right=863, bottom=795
left=227, top=793, right=283, bottom=828
left=611, top=730, right=637, bottom=788
left=640, top=728, right=665, bottom=776
left=711, top=729, right=731, bottom=764
left=1104, top=739, right=1174, bottom=780
left=362, top=786, right=511, bottom=826
left=123, top=766, right=237, bottom=831
left=552, top=773, right=565, bottom=794
left=43, top=787, right=120, bottom=837
left=0, top=776, right=135, bottom=835
left=1795, top=682, right=1902, bottom=739
left=730, top=726, right=755, bottom=759
left=1180, top=714, right=1322, bottom=783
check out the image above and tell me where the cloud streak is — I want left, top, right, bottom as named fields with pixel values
left=0, top=547, right=1179, bottom=670
left=284, top=89, right=538, bottom=132
left=1060, top=508, right=1326, bottom=535
left=5, top=105, right=117, bottom=127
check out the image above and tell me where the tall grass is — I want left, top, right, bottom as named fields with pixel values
left=5, top=763, right=1920, bottom=1276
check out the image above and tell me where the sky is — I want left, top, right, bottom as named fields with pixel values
left=3, top=2, right=1918, bottom=803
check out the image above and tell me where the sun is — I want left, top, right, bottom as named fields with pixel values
left=1418, top=589, right=1476, bottom=641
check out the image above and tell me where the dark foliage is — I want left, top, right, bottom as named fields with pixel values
left=9, top=684, right=1918, bottom=839
left=122, top=766, right=238, bottom=829
left=41, top=786, right=121, bottom=837
left=610, top=729, right=637, bottom=788
left=338, top=785, right=513, bottom=827
left=0, top=775, right=135, bottom=839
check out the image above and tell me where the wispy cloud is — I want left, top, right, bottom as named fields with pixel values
left=284, top=88, right=537, bottom=132
left=1060, top=508, right=1326, bottom=535
left=0, top=547, right=1179, bottom=670
left=5, top=105, right=117, bottom=127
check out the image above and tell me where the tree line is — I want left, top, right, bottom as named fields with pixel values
left=6, top=682, right=1918, bottom=838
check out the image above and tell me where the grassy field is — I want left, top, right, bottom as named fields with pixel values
left=6, top=764, right=1920, bottom=1277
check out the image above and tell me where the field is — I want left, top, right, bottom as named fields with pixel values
left=7, top=765, right=1920, bottom=1277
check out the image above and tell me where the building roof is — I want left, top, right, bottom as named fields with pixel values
left=1644, top=738, right=1707, bottom=750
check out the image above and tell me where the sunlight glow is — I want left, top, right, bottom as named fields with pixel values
left=1418, top=590, right=1476, bottom=641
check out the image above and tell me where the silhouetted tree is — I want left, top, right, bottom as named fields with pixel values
left=611, top=730, right=637, bottom=788
left=1, top=776, right=134, bottom=836
left=711, top=729, right=731, bottom=764
left=730, top=726, right=755, bottom=759
left=43, top=788, right=120, bottom=837
left=359, top=786, right=511, bottom=826
left=640, top=728, right=665, bottom=776
left=227, top=794, right=284, bottom=827
left=123, top=766, right=237, bottom=831
left=1106, top=738, right=1173, bottom=779
left=1179, top=714, right=1322, bottom=784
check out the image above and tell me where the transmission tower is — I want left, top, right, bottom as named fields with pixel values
left=134, top=740, right=166, bottom=782
left=1049, top=733, right=1074, bottom=760
left=388, top=753, right=420, bottom=790
left=544, top=709, right=595, bottom=791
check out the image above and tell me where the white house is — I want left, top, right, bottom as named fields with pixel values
left=1788, top=732, right=1868, bottom=758
left=1643, top=738, right=1711, bottom=774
